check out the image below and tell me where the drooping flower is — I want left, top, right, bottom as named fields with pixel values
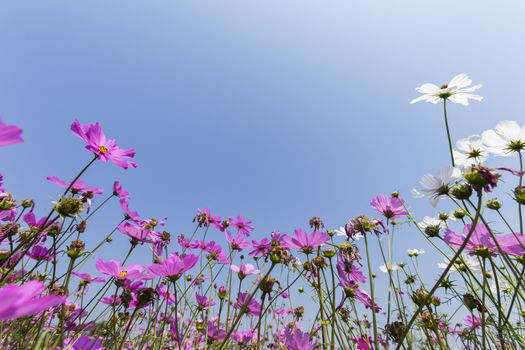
left=0, top=118, right=23, bottom=147
left=96, top=259, right=145, bottom=281
left=147, top=253, right=198, bottom=280
left=453, top=135, right=489, bottom=167
left=410, top=73, right=482, bottom=106
left=418, top=216, right=445, bottom=237
left=230, top=264, right=260, bottom=280
left=370, top=194, right=408, bottom=220
left=411, top=166, right=461, bottom=207
left=0, top=280, right=66, bottom=320
left=283, top=328, right=317, bottom=350
left=482, top=120, right=525, bottom=157
left=70, top=119, right=138, bottom=169
left=113, top=181, right=130, bottom=203
left=444, top=224, right=525, bottom=257
left=283, top=229, right=329, bottom=254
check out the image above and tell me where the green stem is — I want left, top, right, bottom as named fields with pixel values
left=363, top=234, right=379, bottom=350
left=443, top=99, right=455, bottom=167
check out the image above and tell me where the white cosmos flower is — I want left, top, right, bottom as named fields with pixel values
left=411, top=166, right=462, bottom=207
left=418, top=216, right=444, bottom=230
left=410, top=73, right=482, bottom=106
left=482, top=120, right=525, bottom=157
left=490, top=280, right=512, bottom=295
left=334, top=226, right=363, bottom=240
left=407, top=249, right=425, bottom=257
left=453, top=135, right=489, bottom=167
left=379, top=263, right=400, bottom=273
left=438, top=254, right=481, bottom=273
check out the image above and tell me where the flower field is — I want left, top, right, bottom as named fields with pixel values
left=2, top=74, right=525, bottom=349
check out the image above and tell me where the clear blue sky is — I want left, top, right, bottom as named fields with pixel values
left=1, top=1, right=525, bottom=304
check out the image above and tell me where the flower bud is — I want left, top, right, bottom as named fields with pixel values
left=411, top=288, right=431, bottom=307
left=76, top=220, right=87, bottom=233
left=55, top=197, right=83, bottom=218
left=217, top=286, right=227, bottom=300
left=322, top=249, right=336, bottom=259
left=67, top=239, right=85, bottom=259
left=260, top=276, right=276, bottom=295
left=21, top=199, right=34, bottom=209
left=385, top=321, right=406, bottom=343
left=450, top=183, right=473, bottom=200
left=515, top=186, right=525, bottom=205
left=452, top=208, right=466, bottom=219
left=312, top=256, right=327, bottom=269
left=486, top=198, right=503, bottom=210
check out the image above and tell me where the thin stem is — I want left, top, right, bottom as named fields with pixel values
left=443, top=99, right=455, bottom=167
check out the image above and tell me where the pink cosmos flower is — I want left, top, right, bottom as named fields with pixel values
left=235, top=292, right=261, bottom=316
left=113, top=181, right=130, bottom=203
left=230, top=264, right=260, bottom=280
left=28, top=245, right=53, bottom=261
left=248, top=238, right=271, bottom=257
left=46, top=176, right=103, bottom=195
left=204, top=241, right=230, bottom=264
left=71, top=271, right=106, bottom=283
left=370, top=194, right=408, bottom=220
left=147, top=253, right=198, bottom=280
left=195, top=291, right=216, bottom=310
left=0, top=118, right=23, bottom=147
left=225, top=231, right=251, bottom=252
left=157, top=284, right=175, bottom=305
left=233, top=330, right=256, bottom=345
left=70, top=119, right=138, bottom=169
left=353, top=335, right=374, bottom=350
left=229, top=215, right=254, bottom=236
left=101, top=294, right=121, bottom=306
left=444, top=224, right=525, bottom=256
left=283, top=328, right=317, bottom=350
left=120, top=200, right=140, bottom=221
left=96, top=259, right=145, bottom=281
left=0, top=280, right=66, bottom=320
left=283, top=229, right=329, bottom=254
left=118, top=221, right=151, bottom=243
left=194, top=208, right=223, bottom=230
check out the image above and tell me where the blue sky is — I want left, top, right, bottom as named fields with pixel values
left=1, top=1, right=525, bottom=308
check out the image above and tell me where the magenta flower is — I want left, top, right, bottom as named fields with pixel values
left=229, top=215, right=254, bottom=236
left=283, top=328, right=317, bottom=350
left=71, top=271, right=106, bottom=283
left=0, top=118, right=23, bottom=147
left=370, top=194, right=408, bottom=220
left=157, top=284, right=175, bottom=305
left=28, top=245, right=53, bottom=261
left=147, top=253, right=198, bottom=280
left=96, top=259, right=145, bottom=281
left=46, top=176, right=103, bottom=195
left=248, top=238, right=271, bottom=257
left=233, top=330, right=256, bottom=345
left=194, top=208, right=223, bottom=230
left=195, top=291, right=216, bottom=310
left=444, top=224, right=525, bottom=256
left=0, top=280, right=66, bottom=321
left=230, top=264, right=260, bottom=280
left=225, top=231, right=251, bottom=252
left=113, top=181, right=130, bottom=203
left=235, top=292, right=261, bottom=316
left=71, top=119, right=138, bottom=169
left=204, top=241, right=230, bottom=264
left=118, top=221, right=151, bottom=243
left=283, top=229, right=329, bottom=254
left=101, top=294, right=121, bottom=306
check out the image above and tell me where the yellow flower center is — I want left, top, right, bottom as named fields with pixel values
left=99, top=145, right=109, bottom=153
left=119, top=270, right=128, bottom=277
